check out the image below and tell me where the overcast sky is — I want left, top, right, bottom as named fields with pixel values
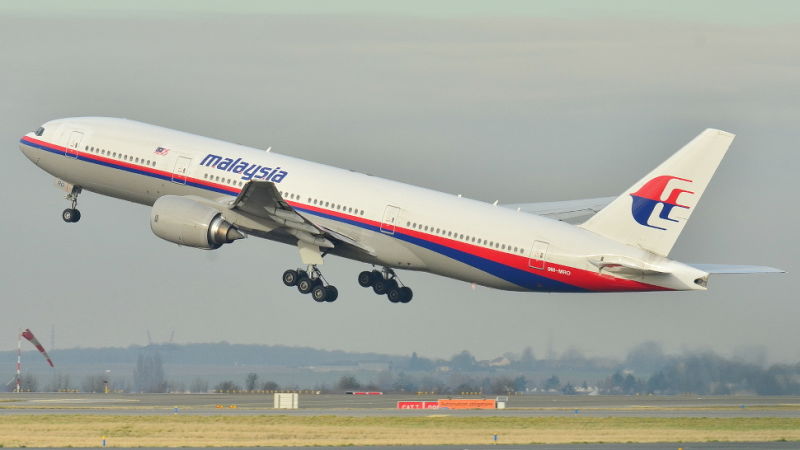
left=1, top=2, right=797, bottom=363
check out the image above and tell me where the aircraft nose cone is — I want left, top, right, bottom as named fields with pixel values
left=19, top=136, right=38, bottom=163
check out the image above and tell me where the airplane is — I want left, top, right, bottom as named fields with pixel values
left=19, top=118, right=782, bottom=303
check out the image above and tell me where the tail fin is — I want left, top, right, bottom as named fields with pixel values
left=580, top=129, right=735, bottom=256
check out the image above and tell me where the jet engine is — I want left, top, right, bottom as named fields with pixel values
left=150, top=195, right=244, bottom=249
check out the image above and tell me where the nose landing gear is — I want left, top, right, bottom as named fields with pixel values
left=358, top=268, right=413, bottom=303
left=62, top=186, right=82, bottom=223
left=282, top=266, right=338, bottom=302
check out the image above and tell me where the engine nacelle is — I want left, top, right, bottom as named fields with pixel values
left=150, top=195, right=244, bottom=249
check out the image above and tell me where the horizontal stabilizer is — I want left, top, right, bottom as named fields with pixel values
left=689, top=264, right=785, bottom=274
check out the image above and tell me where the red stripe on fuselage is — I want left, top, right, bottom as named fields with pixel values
left=24, top=136, right=669, bottom=292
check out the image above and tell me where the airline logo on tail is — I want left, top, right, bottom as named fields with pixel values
left=630, top=175, right=694, bottom=230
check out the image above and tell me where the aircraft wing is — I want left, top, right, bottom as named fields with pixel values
left=503, top=196, right=614, bottom=224
left=228, top=180, right=374, bottom=256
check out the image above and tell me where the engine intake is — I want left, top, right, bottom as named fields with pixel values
left=150, top=195, right=244, bottom=249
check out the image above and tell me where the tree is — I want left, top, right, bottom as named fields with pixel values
left=18, top=374, right=38, bottom=392
left=189, top=378, right=208, bottom=393
left=46, top=372, right=72, bottom=392
left=133, top=351, right=166, bottom=393
left=543, top=375, right=561, bottom=391
left=408, top=352, right=435, bottom=371
left=513, top=376, right=528, bottom=393
left=561, top=383, right=577, bottom=395
left=336, top=375, right=361, bottom=391
left=625, top=341, right=667, bottom=373
left=245, top=373, right=258, bottom=392
left=215, top=380, right=241, bottom=392
left=392, top=372, right=418, bottom=393
left=81, top=375, right=106, bottom=393
left=261, top=381, right=279, bottom=391
left=450, top=351, right=477, bottom=371
left=490, top=376, right=516, bottom=395
left=519, top=346, right=536, bottom=369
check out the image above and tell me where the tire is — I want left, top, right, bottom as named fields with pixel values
left=297, top=277, right=314, bottom=294
left=372, top=278, right=388, bottom=295
left=282, top=269, right=299, bottom=286
left=324, top=285, right=338, bottom=302
left=399, top=287, right=413, bottom=303
left=311, top=285, right=328, bottom=302
left=357, top=271, right=374, bottom=287
left=384, top=279, right=398, bottom=292
left=72, top=209, right=81, bottom=222
left=387, top=288, right=402, bottom=303
left=62, top=209, right=75, bottom=223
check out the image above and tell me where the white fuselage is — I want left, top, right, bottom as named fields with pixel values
left=20, top=117, right=708, bottom=293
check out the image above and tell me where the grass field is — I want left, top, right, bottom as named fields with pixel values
left=0, top=415, right=798, bottom=447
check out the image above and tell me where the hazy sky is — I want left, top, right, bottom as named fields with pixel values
left=1, top=2, right=797, bottom=363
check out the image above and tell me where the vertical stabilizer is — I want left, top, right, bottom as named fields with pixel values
left=580, top=129, right=735, bottom=256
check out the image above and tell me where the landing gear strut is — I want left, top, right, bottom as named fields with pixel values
left=282, top=266, right=338, bottom=302
left=358, top=268, right=413, bottom=303
left=62, top=186, right=82, bottom=223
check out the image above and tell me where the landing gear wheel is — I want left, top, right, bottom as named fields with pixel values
left=282, top=269, right=299, bottom=287
left=373, top=278, right=389, bottom=295
left=311, top=285, right=328, bottom=302
left=398, top=287, right=413, bottom=303
left=387, top=288, right=403, bottom=303
left=297, top=277, right=315, bottom=294
left=384, top=279, right=398, bottom=292
left=62, top=208, right=80, bottom=223
left=324, top=285, right=338, bottom=302
left=358, top=271, right=374, bottom=287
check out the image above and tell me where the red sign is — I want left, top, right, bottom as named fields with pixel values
left=397, top=401, right=440, bottom=409
left=437, top=399, right=496, bottom=410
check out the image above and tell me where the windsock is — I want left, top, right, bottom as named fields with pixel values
left=21, top=329, right=54, bottom=367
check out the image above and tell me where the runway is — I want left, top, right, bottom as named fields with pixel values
left=31, top=445, right=800, bottom=450
left=1, top=393, right=799, bottom=418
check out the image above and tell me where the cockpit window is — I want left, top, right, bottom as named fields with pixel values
left=34, top=127, right=45, bottom=136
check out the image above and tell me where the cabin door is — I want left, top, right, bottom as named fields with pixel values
left=171, top=155, right=192, bottom=184
left=65, top=131, right=83, bottom=158
left=528, top=240, right=549, bottom=270
left=380, top=205, right=400, bottom=235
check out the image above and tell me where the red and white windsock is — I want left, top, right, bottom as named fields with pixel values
left=21, top=329, right=54, bottom=367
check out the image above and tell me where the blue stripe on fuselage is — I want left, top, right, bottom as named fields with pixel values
left=24, top=137, right=582, bottom=291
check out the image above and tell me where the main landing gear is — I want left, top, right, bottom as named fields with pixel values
left=62, top=186, right=82, bottom=223
left=358, top=268, right=413, bottom=303
left=282, top=266, right=338, bottom=303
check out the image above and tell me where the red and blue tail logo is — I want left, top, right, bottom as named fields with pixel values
left=630, top=175, right=694, bottom=230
